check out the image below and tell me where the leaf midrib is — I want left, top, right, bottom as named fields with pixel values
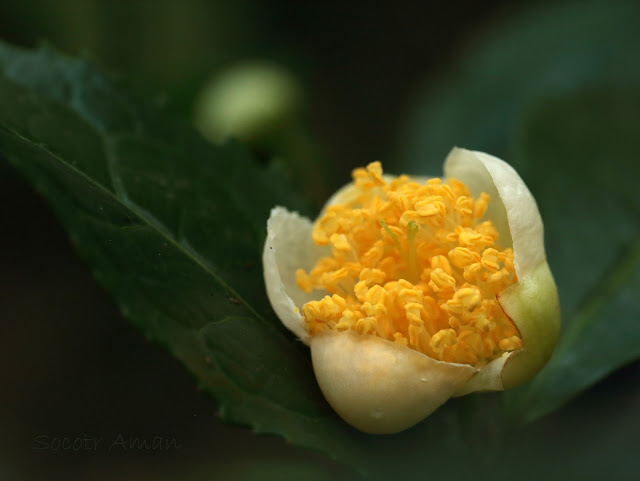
left=0, top=121, right=270, bottom=327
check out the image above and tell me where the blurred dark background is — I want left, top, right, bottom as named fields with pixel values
left=2, top=1, right=637, bottom=480
left=0, top=0, right=517, bottom=175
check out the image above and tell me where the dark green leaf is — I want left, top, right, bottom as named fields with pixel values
left=3, top=39, right=578, bottom=481
left=0, top=41, right=367, bottom=475
left=504, top=87, right=640, bottom=421
left=3, top=40, right=504, bottom=481
left=396, top=1, right=640, bottom=172
left=496, top=363, right=640, bottom=481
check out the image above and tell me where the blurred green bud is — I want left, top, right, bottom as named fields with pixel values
left=194, top=61, right=302, bottom=143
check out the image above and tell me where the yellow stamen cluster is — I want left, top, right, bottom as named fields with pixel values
left=296, top=162, right=522, bottom=368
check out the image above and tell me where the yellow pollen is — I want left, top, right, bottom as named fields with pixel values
left=330, top=233, right=351, bottom=252
left=297, top=162, right=521, bottom=368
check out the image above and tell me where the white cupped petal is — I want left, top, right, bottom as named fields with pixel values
left=455, top=352, right=514, bottom=396
left=444, top=147, right=545, bottom=280
left=497, top=261, right=561, bottom=389
left=445, top=148, right=557, bottom=392
left=263, top=207, right=329, bottom=343
left=311, top=330, right=476, bottom=434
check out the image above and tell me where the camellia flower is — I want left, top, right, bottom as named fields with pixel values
left=263, top=148, right=560, bottom=434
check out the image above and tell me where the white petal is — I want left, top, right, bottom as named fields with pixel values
left=497, top=261, right=561, bottom=389
left=263, top=207, right=329, bottom=343
left=311, top=330, right=476, bottom=434
left=454, top=352, right=514, bottom=395
left=444, top=147, right=545, bottom=279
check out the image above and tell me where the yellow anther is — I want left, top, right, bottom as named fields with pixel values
left=320, top=267, right=350, bottom=294
left=366, top=161, right=386, bottom=186
left=396, top=279, right=414, bottom=290
left=316, top=294, right=346, bottom=317
left=364, top=284, right=388, bottom=305
left=296, top=269, right=313, bottom=293
left=392, top=193, right=414, bottom=212
left=474, top=192, right=490, bottom=219
left=362, top=301, right=387, bottom=318
left=472, top=314, right=491, bottom=332
left=394, top=332, right=408, bottom=345
left=458, top=228, right=483, bottom=247
left=476, top=221, right=499, bottom=243
left=378, top=257, right=398, bottom=279
left=489, top=269, right=508, bottom=283
left=482, top=337, right=496, bottom=357
left=354, top=280, right=368, bottom=303
left=312, top=256, right=340, bottom=275
left=430, top=329, right=458, bottom=354
left=448, top=178, right=470, bottom=197
left=455, top=196, right=474, bottom=218
left=399, top=210, right=420, bottom=227
left=398, top=288, right=423, bottom=306
left=429, top=268, right=456, bottom=292
left=431, top=255, right=453, bottom=276
left=344, top=262, right=363, bottom=278
left=463, top=262, right=486, bottom=283
left=302, top=301, right=321, bottom=320
left=356, top=316, right=377, bottom=335
left=499, top=336, right=523, bottom=351
left=448, top=247, right=481, bottom=269
left=298, top=163, right=521, bottom=368
left=439, top=183, right=456, bottom=202
left=335, top=310, right=361, bottom=331
left=504, top=248, right=515, bottom=272
left=330, top=233, right=351, bottom=252
left=458, top=330, right=484, bottom=356
left=360, top=240, right=385, bottom=267
left=359, top=267, right=387, bottom=285
left=415, top=196, right=446, bottom=217
left=425, top=178, right=444, bottom=197
left=481, top=248, right=501, bottom=272
left=404, top=302, right=424, bottom=324
left=445, top=286, right=482, bottom=316
left=409, top=323, right=426, bottom=349
left=312, top=209, right=339, bottom=245
left=353, top=167, right=375, bottom=188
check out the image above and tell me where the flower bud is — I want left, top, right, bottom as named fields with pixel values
left=263, top=148, right=560, bottom=433
left=195, top=61, right=301, bottom=143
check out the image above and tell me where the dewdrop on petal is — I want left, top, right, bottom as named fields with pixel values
left=263, top=148, right=560, bottom=434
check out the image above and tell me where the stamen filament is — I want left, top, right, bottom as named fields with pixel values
left=406, top=220, right=420, bottom=284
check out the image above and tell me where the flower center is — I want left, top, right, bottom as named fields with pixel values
left=296, top=162, right=522, bottom=368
